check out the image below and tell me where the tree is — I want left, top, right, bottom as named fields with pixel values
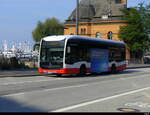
left=138, top=3, right=150, bottom=38
left=119, top=3, right=150, bottom=62
left=32, top=18, right=64, bottom=42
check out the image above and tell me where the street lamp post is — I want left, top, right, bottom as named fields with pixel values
left=76, top=0, right=79, bottom=35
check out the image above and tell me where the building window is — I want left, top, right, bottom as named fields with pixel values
left=115, top=0, right=122, bottom=4
left=96, top=32, right=101, bottom=38
left=81, top=29, right=83, bottom=35
left=70, top=33, right=74, bottom=35
left=107, top=31, right=113, bottom=40
left=83, top=28, right=86, bottom=35
left=81, top=28, right=86, bottom=35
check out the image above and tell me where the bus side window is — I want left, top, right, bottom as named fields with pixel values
left=78, top=48, right=84, bottom=61
left=109, top=48, right=114, bottom=61
left=113, top=48, right=125, bottom=61
left=121, top=48, right=125, bottom=61
left=67, top=46, right=71, bottom=54
left=115, top=49, right=120, bottom=61
left=65, top=46, right=78, bottom=64
left=110, top=52, right=115, bottom=61
left=87, top=49, right=90, bottom=62
left=65, top=46, right=72, bottom=64
left=78, top=47, right=89, bottom=62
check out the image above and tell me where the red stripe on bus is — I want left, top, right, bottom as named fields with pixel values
left=108, top=64, right=127, bottom=72
left=38, top=68, right=91, bottom=74
left=116, top=64, right=127, bottom=71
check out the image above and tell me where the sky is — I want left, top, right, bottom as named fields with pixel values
left=0, top=0, right=150, bottom=48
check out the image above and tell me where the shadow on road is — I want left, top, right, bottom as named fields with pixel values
left=0, top=97, right=44, bottom=112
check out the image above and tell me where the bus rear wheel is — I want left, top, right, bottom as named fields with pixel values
left=56, top=74, right=62, bottom=77
left=111, top=65, right=117, bottom=74
left=79, top=65, right=86, bottom=76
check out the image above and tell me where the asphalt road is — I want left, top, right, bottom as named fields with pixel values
left=0, top=68, right=150, bottom=112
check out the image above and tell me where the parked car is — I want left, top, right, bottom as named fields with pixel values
left=144, top=55, right=150, bottom=64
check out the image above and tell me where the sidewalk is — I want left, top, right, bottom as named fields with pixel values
left=127, top=64, right=150, bottom=69
left=0, top=69, right=42, bottom=77
left=0, top=64, right=150, bottom=77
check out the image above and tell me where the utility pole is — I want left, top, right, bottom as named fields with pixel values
left=76, top=0, right=79, bottom=35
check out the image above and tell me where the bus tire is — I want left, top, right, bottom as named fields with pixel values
left=56, top=74, right=62, bottom=77
left=79, top=65, right=86, bottom=76
left=111, top=64, right=117, bottom=74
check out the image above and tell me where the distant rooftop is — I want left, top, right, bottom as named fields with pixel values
left=66, top=0, right=127, bottom=23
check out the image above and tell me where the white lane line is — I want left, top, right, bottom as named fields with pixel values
left=2, top=93, right=25, bottom=97
left=0, top=78, right=67, bottom=86
left=51, top=86, right=150, bottom=112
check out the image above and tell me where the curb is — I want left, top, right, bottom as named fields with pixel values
left=0, top=73, right=50, bottom=78
left=126, top=66, right=150, bottom=69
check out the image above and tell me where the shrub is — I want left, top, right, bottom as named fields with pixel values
left=0, top=57, right=30, bottom=70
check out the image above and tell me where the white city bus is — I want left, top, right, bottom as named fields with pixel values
left=38, top=35, right=127, bottom=75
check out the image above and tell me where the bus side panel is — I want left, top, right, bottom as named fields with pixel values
left=90, top=48, right=109, bottom=73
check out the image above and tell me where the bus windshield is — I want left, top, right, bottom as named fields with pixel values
left=40, top=40, right=64, bottom=69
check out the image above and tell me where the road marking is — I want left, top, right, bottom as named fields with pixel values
left=51, top=86, right=150, bottom=112
left=0, top=78, right=67, bottom=86
left=3, top=93, right=25, bottom=97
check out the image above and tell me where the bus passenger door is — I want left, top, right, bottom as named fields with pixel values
left=90, top=48, right=109, bottom=73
